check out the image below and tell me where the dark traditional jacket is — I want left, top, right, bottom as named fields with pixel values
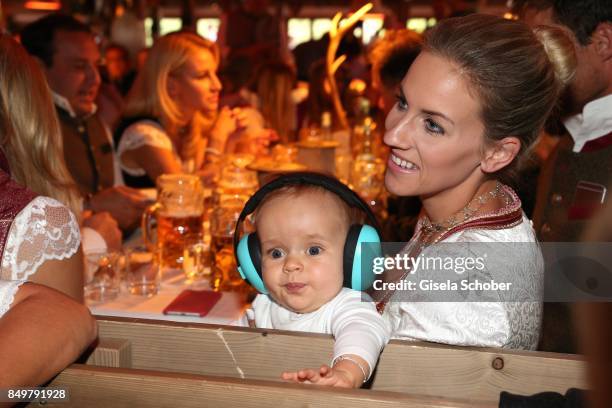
left=533, top=133, right=612, bottom=242
left=56, top=106, right=116, bottom=196
left=533, top=130, right=612, bottom=354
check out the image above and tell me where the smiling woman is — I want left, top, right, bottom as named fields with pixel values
left=385, top=51, right=487, bottom=203
left=377, top=13, right=577, bottom=350
left=115, top=32, right=273, bottom=188
left=115, top=32, right=222, bottom=187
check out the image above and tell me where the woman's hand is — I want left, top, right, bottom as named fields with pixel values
left=197, top=162, right=221, bottom=186
left=208, top=107, right=279, bottom=157
left=209, top=107, right=246, bottom=152
left=82, top=211, right=122, bottom=252
left=230, top=107, right=252, bottom=130
left=232, top=107, right=280, bottom=155
left=281, top=363, right=363, bottom=388
left=88, top=186, right=150, bottom=231
left=253, top=128, right=280, bottom=150
left=235, top=128, right=280, bottom=156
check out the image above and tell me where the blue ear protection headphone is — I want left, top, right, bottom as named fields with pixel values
left=233, top=172, right=382, bottom=294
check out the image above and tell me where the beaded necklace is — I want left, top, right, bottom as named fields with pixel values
left=375, top=182, right=513, bottom=314
left=421, top=182, right=505, bottom=235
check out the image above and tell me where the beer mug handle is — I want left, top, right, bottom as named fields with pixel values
left=141, top=203, right=161, bottom=251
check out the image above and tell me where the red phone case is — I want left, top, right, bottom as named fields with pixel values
left=162, top=289, right=222, bottom=317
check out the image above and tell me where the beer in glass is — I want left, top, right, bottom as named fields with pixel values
left=142, top=174, right=204, bottom=270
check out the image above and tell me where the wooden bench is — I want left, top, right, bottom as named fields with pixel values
left=43, top=316, right=586, bottom=407
left=48, top=365, right=493, bottom=408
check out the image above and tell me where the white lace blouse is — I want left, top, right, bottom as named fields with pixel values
left=384, top=215, right=544, bottom=350
left=0, top=196, right=80, bottom=317
left=116, top=120, right=181, bottom=176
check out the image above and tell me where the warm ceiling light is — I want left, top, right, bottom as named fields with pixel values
left=503, top=12, right=518, bottom=20
left=24, top=1, right=62, bottom=11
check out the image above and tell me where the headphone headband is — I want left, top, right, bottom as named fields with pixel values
left=233, top=172, right=381, bottom=251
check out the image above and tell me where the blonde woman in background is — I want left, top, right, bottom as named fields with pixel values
left=1, top=38, right=80, bottom=217
left=116, top=31, right=274, bottom=188
left=0, top=36, right=96, bottom=387
left=0, top=35, right=121, bottom=298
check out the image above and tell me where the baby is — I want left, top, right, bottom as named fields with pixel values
left=236, top=173, right=390, bottom=388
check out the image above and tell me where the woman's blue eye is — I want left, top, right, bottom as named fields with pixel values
left=270, top=249, right=284, bottom=259
left=424, top=118, right=444, bottom=135
left=307, top=246, right=322, bottom=256
left=395, top=94, right=408, bottom=111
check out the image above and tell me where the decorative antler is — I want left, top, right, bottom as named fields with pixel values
left=326, top=2, right=373, bottom=130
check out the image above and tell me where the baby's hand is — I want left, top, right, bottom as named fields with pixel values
left=281, top=364, right=361, bottom=388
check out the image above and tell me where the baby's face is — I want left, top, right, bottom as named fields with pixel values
left=257, top=190, right=347, bottom=313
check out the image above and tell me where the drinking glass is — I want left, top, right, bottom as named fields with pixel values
left=125, top=246, right=160, bottom=297
left=349, top=155, right=385, bottom=202
left=183, top=241, right=212, bottom=281
left=216, top=154, right=259, bottom=198
left=209, top=195, right=249, bottom=292
left=84, top=251, right=120, bottom=303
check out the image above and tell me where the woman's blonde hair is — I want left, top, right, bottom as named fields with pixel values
left=0, top=36, right=81, bottom=215
left=125, top=32, right=219, bottom=162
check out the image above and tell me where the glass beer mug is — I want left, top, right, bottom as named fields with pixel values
left=216, top=153, right=258, bottom=196
left=207, top=155, right=258, bottom=292
left=142, top=174, right=205, bottom=270
left=210, top=194, right=253, bottom=292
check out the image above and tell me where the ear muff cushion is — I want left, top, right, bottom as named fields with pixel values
left=351, top=224, right=382, bottom=291
left=247, top=233, right=262, bottom=276
left=343, top=224, right=363, bottom=288
left=236, top=233, right=268, bottom=294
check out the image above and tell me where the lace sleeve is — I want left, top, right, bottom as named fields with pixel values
left=0, top=197, right=80, bottom=281
left=117, top=121, right=174, bottom=175
left=0, top=280, right=24, bottom=318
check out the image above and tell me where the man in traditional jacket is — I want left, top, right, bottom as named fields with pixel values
left=517, top=0, right=612, bottom=353
left=21, top=14, right=147, bottom=233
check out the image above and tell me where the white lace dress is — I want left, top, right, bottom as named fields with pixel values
left=383, top=215, right=544, bottom=350
left=0, top=197, right=80, bottom=317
